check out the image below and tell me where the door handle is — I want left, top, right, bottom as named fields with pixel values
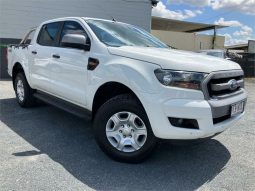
left=31, top=51, right=37, bottom=55
left=52, top=54, right=60, bottom=59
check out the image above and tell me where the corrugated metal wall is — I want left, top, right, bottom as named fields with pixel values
left=0, top=0, right=152, bottom=39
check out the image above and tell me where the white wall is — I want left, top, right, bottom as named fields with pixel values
left=0, top=0, right=152, bottom=39
left=152, top=30, right=225, bottom=52
left=152, top=30, right=196, bottom=51
left=196, top=34, right=225, bottom=50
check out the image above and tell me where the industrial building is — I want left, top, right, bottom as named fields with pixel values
left=151, top=16, right=227, bottom=51
left=226, top=40, right=255, bottom=53
left=0, top=0, right=230, bottom=79
left=226, top=40, right=255, bottom=77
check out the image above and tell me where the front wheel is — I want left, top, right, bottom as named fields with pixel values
left=93, top=94, right=157, bottom=163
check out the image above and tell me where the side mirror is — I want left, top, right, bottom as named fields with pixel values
left=61, top=34, right=90, bottom=51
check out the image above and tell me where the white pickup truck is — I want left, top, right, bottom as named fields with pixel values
left=7, top=17, right=247, bottom=163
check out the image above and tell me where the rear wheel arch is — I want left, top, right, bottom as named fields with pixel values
left=12, top=62, right=24, bottom=88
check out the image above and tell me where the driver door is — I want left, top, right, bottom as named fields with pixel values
left=49, top=21, right=90, bottom=107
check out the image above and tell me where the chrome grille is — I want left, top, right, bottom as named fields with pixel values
left=202, top=70, right=244, bottom=100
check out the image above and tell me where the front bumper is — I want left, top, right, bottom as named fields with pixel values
left=139, top=89, right=247, bottom=140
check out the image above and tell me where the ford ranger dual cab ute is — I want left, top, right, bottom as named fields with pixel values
left=7, top=17, right=247, bottom=163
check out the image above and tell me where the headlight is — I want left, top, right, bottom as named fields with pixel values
left=154, top=69, right=208, bottom=90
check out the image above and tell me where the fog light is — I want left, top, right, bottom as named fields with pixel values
left=169, top=117, right=199, bottom=129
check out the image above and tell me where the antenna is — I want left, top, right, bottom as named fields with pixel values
left=111, top=16, right=117, bottom=22
left=93, top=3, right=117, bottom=22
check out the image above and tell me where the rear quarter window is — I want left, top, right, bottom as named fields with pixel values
left=20, top=29, right=36, bottom=45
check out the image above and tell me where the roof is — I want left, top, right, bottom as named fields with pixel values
left=199, top=49, right=225, bottom=53
left=226, top=43, right=248, bottom=50
left=151, top=16, right=227, bottom=33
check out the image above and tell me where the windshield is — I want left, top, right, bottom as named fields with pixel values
left=86, top=19, right=168, bottom=48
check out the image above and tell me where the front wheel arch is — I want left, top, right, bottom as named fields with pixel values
left=92, top=82, right=146, bottom=120
left=93, top=94, right=157, bottom=163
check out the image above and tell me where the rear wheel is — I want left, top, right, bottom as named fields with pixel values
left=14, top=72, right=36, bottom=107
left=94, top=94, right=157, bottom=163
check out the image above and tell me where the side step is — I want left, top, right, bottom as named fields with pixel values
left=34, top=91, right=92, bottom=120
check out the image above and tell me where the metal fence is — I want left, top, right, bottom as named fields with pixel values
left=0, top=46, right=9, bottom=79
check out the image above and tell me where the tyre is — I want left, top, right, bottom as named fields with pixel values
left=14, top=72, right=36, bottom=107
left=93, top=94, right=157, bottom=163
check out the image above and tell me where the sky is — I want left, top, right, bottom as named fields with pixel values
left=152, top=0, right=255, bottom=46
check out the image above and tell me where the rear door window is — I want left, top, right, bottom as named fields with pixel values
left=37, top=22, right=62, bottom=46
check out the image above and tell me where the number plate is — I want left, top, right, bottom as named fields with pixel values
left=231, top=101, right=244, bottom=116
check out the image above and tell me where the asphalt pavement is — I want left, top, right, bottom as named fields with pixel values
left=0, top=79, right=254, bottom=191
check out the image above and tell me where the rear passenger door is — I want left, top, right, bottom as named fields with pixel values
left=30, top=22, right=62, bottom=93
left=49, top=20, right=90, bottom=106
